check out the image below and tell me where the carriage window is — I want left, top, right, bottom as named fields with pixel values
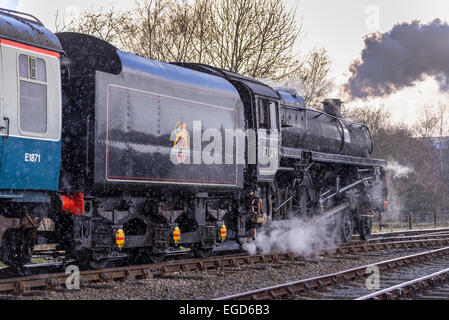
left=259, top=99, right=271, bottom=129
left=18, top=54, right=47, bottom=134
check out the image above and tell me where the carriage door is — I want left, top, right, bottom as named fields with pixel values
left=257, top=98, right=280, bottom=178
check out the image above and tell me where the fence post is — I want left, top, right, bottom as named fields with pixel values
left=434, top=210, right=437, bottom=229
left=408, top=211, right=413, bottom=230
left=379, top=211, right=382, bottom=232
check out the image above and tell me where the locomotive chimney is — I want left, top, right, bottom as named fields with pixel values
left=322, top=99, right=343, bottom=118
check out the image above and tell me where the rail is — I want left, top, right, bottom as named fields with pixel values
left=216, top=245, right=449, bottom=300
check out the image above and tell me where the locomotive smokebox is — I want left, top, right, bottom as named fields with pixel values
left=322, top=99, right=343, bottom=118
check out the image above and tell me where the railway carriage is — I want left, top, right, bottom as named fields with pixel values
left=0, top=9, right=63, bottom=266
left=0, top=8, right=387, bottom=268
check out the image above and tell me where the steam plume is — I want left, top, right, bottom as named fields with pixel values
left=242, top=219, right=335, bottom=256
left=386, top=160, right=414, bottom=179
left=384, top=160, right=414, bottom=222
left=346, top=19, right=449, bottom=99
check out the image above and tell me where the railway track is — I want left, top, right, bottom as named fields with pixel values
left=2, top=229, right=449, bottom=296
left=217, top=246, right=449, bottom=300
left=357, top=266, right=449, bottom=300
left=345, top=232, right=449, bottom=248
left=358, top=227, right=449, bottom=239
left=373, top=227, right=449, bottom=237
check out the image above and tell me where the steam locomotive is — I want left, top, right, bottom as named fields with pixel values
left=0, top=9, right=387, bottom=268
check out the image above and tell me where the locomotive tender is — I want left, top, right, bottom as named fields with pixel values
left=0, top=9, right=386, bottom=267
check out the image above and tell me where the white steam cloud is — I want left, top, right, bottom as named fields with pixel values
left=242, top=218, right=335, bottom=256
left=386, top=160, right=414, bottom=179
left=384, top=160, right=414, bottom=222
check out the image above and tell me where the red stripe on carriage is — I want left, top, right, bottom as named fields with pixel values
left=0, top=38, right=61, bottom=58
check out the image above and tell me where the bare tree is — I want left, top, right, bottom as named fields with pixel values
left=343, top=104, right=449, bottom=214
left=263, top=48, right=333, bottom=110
left=191, top=0, right=214, bottom=64
left=206, top=0, right=302, bottom=79
left=54, top=0, right=331, bottom=101
left=55, top=7, right=129, bottom=44
left=119, top=0, right=169, bottom=61
left=343, top=104, right=391, bottom=138
left=436, top=102, right=449, bottom=176
left=66, top=0, right=304, bottom=78
left=437, top=102, right=449, bottom=137
left=159, top=0, right=214, bottom=63
left=414, top=104, right=439, bottom=138
left=295, top=48, right=334, bottom=108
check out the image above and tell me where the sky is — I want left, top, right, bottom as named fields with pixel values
left=2, top=0, right=449, bottom=124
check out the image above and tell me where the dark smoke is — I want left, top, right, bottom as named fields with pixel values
left=346, top=19, right=449, bottom=99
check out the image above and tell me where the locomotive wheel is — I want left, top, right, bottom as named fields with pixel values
left=299, top=186, right=313, bottom=217
left=337, top=210, right=354, bottom=243
left=89, top=259, right=112, bottom=270
left=193, top=247, right=213, bottom=258
left=325, top=219, right=339, bottom=243
left=1, top=229, right=35, bottom=268
left=358, top=217, right=372, bottom=241
left=129, top=249, right=166, bottom=264
left=270, top=184, right=283, bottom=221
left=291, top=185, right=313, bottom=218
left=148, top=253, right=166, bottom=264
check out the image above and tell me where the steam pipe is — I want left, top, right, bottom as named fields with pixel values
left=321, top=177, right=374, bottom=203
left=273, top=195, right=295, bottom=212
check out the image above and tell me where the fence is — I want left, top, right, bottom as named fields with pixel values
left=376, top=210, right=449, bottom=230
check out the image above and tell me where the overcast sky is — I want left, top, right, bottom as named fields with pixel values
left=2, top=0, right=449, bottom=123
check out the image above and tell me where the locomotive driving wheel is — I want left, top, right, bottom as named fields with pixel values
left=290, top=185, right=314, bottom=219
left=337, top=209, right=354, bottom=243
left=1, top=228, right=35, bottom=268
left=358, top=216, right=372, bottom=241
left=269, top=183, right=283, bottom=221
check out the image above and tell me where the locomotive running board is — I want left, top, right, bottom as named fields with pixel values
left=281, top=147, right=386, bottom=167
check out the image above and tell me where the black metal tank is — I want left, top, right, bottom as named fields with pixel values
left=56, top=32, right=244, bottom=193
left=279, top=92, right=373, bottom=158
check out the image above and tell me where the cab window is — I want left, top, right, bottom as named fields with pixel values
left=18, top=54, right=47, bottom=134
left=259, top=99, right=279, bottom=130
left=269, top=101, right=279, bottom=131
left=259, top=99, right=270, bottom=129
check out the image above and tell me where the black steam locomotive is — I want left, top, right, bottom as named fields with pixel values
left=0, top=9, right=386, bottom=268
